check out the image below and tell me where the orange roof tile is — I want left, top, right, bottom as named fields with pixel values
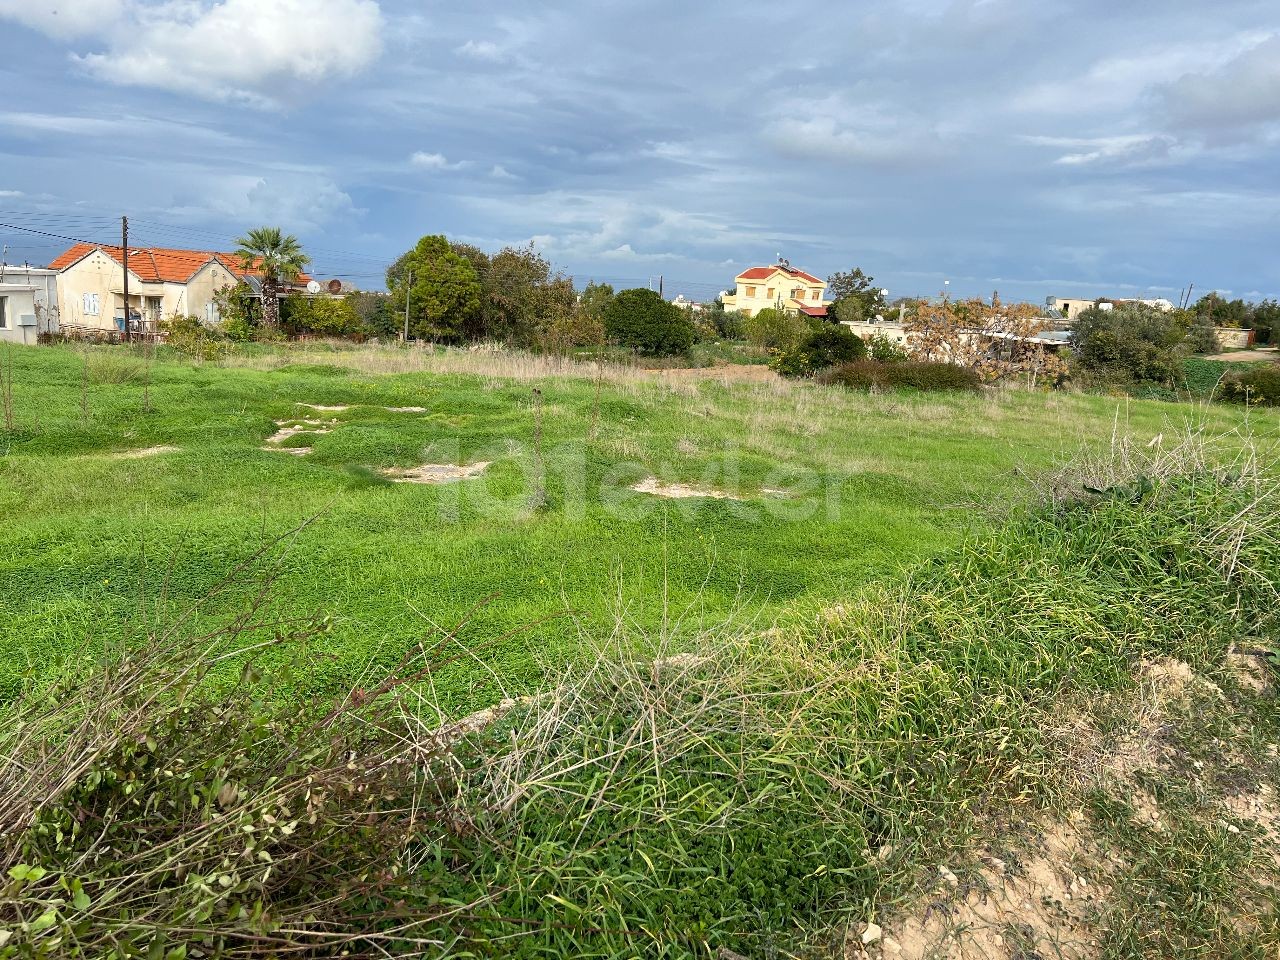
left=737, top=264, right=824, bottom=285
left=48, top=243, right=312, bottom=285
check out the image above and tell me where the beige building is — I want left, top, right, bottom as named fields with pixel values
left=0, top=266, right=58, bottom=344
left=49, top=243, right=312, bottom=334
left=1046, top=295, right=1176, bottom=319
left=721, top=261, right=827, bottom=318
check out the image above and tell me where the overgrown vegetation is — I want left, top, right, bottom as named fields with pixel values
left=771, top=323, right=866, bottom=377
left=2, top=427, right=1276, bottom=958
left=817, top=359, right=982, bottom=392
left=1217, top=362, right=1280, bottom=406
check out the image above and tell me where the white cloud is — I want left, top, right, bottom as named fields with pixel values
left=490, top=164, right=518, bottom=180
left=410, top=152, right=468, bottom=171
left=0, top=190, right=22, bottom=198
left=0, top=0, right=383, bottom=107
left=1020, top=134, right=1177, bottom=167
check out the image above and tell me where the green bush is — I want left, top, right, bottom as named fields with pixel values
left=604, top=288, right=695, bottom=356
left=1215, top=364, right=1280, bottom=405
left=772, top=325, right=868, bottom=378
left=281, top=295, right=363, bottom=337
left=743, top=307, right=808, bottom=353
left=817, top=359, right=982, bottom=392
left=1071, top=304, right=1184, bottom=386
left=868, top=333, right=909, bottom=363
left=160, top=313, right=228, bottom=361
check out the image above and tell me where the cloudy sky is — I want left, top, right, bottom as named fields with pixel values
left=1, top=0, right=1278, bottom=303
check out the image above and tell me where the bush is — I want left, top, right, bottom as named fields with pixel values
left=714, top=309, right=745, bottom=340
left=817, top=359, right=982, bottom=392
left=1183, top=316, right=1222, bottom=355
left=772, top=325, right=867, bottom=378
left=1071, top=304, right=1184, bottom=385
left=743, top=307, right=808, bottom=353
left=604, top=288, right=695, bottom=356
left=1216, top=364, right=1280, bottom=405
left=868, top=333, right=909, bottom=363
left=161, top=313, right=228, bottom=361
left=281, top=295, right=363, bottom=337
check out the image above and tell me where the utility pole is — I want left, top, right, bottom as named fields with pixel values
left=402, top=270, right=413, bottom=343
left=658, top=275, right=664, bottom=299
left=121, top=216, right=130, bottom=343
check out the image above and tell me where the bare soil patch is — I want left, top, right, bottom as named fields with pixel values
left=382, top=462, right=491, bottom=484
left=630, top=477, right=746, bottom=500
left=385, top=406, right=427, bottom=413
left=112, top=445, right=180, bottom=459
left=265, top=419, right=335, bottom=445
left=296, top=403, right=351, bottom=412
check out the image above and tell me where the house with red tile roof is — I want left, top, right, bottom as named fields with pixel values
left=49, top=243, right=313, bottom=333
left=720, top=260, right=828, bottom=319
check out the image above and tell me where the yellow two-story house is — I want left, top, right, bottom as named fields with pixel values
left=721, top=261, right=827, bottom=318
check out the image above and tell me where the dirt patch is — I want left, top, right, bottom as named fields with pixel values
left=296, top=403, right=351, bottom=411
left=385, top=406, right=427, bottom=413
left=382, top=462, right=491, bottom=484
left=1214, top=348, right=1278, bottom=363
left=630, top=477, right=746, bottom=500
left=265, top=419, right=335, bottom=445
left=1227, top=648, right=1272, bottom=693
left=868, top=823, right=1105, bottom=960
left=112, top=445, right=180, bottom=459
left=261, top=445, right=311, bottom=456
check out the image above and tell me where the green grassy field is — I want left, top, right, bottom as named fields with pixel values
left=1, top=342, right=1275, bottom=710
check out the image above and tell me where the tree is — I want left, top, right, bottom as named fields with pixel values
left=743, top=307, right=808, bottom=352
left=1071, top=303, right=1184, bottom=385
left=1182, top=315, right=1221, bottom=355
left=386, top=235, right=483, bottom=342
left=1250, top=300, right=1278, bottom=345
left=281, top=295, right=362, bottom=336
left=604, top=288, right=694, bottom=356
left=347, top=291, right=395, bottom=339
left=233, top=227, right=310, bottom=330
left=827, top=267, right=886, bottom=324
left=906, top=296, right=1067, bottom=383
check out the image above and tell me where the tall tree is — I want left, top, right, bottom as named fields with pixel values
left=233, top=227, right=310, bottom=329
left=827, top=267, right=886, bottom=323
left=387, top=235, right=483, bottom=341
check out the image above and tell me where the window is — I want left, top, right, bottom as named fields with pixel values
left=0, top=296, right=7, bottom=329
left=82, top=292, right=100, bottom=317
left=811, top=290, right=820, bottom=301
left=791, top=287, right=803, bottom=299
left=766, top=287, right=775, bottom=300
left=745, top=285, right=757, bottom=298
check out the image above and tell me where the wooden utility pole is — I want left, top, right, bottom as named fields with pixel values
left=402, top=270, right=413, bottom=342
left=121, top=216, right=130, bottom=343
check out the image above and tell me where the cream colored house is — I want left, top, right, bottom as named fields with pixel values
left=50, top=243, right=312, bottom=334
left=721, top=261, right=827, bottom=318
left=0, top=266, right=58, bottom=344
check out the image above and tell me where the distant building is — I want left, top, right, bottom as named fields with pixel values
left=1046, top=295, right=1175, bottom=319
left=720, top=260, right=827, bottom=318
left=49, top=243, right=314, bottom=335
left=670, top=294, right=705, bottom=312
left=0, top=265, right=58, bottom=345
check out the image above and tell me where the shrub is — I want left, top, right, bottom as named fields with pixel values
left=281, top=295, right=363, bottom=337
left=817, top=359, right=981, bottom=392
left=1216, top=364, right=1280, bottom=405
left=743, top=307, right=808, bottom=353
left=714, top=309, right=745, bottom=340
left=604, top=288, right=695, bottom=356
left=1183, top=316, right=1222, bottom=355
left=868, top=333, right=909, bottom=363
left=1071, top=303, right=1184, bottom=385
left=161, top=313, right=228, bottom=362
left=772, top=325, right=867, bottom=378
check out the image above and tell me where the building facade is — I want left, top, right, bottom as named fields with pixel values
left=721, top=261, right=827, bottom=318
left=0, top=266, right=59, bottom=345
left=49, top=243, right=312, bottom=334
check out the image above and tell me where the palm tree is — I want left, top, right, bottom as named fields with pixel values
left=233, top=227, right=310, bottom=329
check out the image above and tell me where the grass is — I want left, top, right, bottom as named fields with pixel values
left=2, top=421, right=1276, bottom=958
left=0, top=342, right=1277, bottom=715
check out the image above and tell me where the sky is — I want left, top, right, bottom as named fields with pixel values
left=1, top=0, right=1279, bottom=305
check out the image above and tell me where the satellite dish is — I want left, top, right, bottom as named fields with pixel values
left=305, top=280, right=321, bottom=294
left=327, top=278, right=343, bottom=294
